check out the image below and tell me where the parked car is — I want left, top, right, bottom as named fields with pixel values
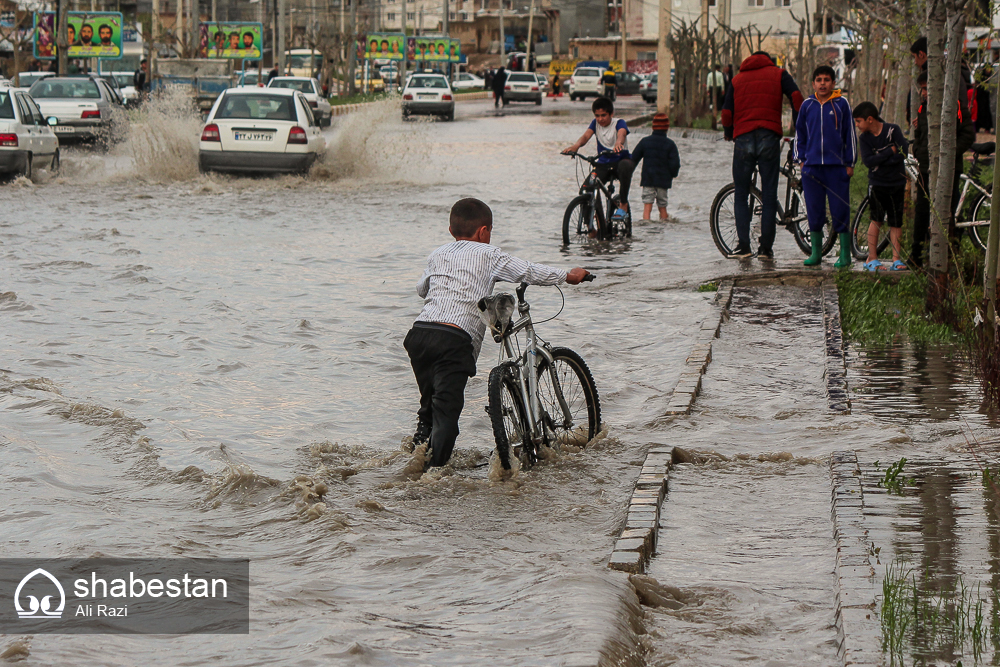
left=503, top=72, right=543, bottom=105
left=640, top=70, right=676, bottom=103
left=402, top=73, right=454, bottom=121
left=0, top=87, right=59, bottom=178
left=234, top=70, right=266, bottom=88
left=380, top=65, right=401, bottom=88
left=568, top=67, right=602, bottom=101
left=615, top=71, right=642, bottom=96
left=452, top=72, right=485, bottom=91
left=534, top=73, right=549, bottom=94
left=354, top=69, right=385, bottom=93
left=101, top=72, right=138, bottom=105
left=199, top=88, right=325, bottom=175
left=28, top=76, right=115, bottom=142
left=267, top=76, right=332, bottom=127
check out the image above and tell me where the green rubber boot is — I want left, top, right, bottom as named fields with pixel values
left=834, top=232, right=853, bottom=269
left=803, top=231, right=823, bottom=266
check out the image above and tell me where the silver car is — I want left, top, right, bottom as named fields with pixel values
left=267, top=77, right=332, bottom=127
left=29, top=76, right=115, bottom=142
left=503, top=72, right=542, bottom=105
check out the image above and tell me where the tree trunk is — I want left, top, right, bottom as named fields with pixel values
left=926, top=0, right=946, bottom=204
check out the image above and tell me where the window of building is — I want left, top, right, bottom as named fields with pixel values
left=709, top=0, right=716, bottom=6
left=387, top=12, right=396, bottom=20
left=407, top=11, right=415, bottom=20
left=748, top=0, right=764, bottom=6
left=637, top=51, right=656, bottom=60
left=775, top=0, right=790, bottom=6
left=449, top=11, right=456, bottom=19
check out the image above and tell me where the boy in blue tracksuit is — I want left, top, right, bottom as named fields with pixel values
left=795, top=65, right=857, bottom=268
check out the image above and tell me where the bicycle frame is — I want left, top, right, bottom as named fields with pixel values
left=578, top=167, right=617, bottom=232
left=953, top=174, right=991, bottom=228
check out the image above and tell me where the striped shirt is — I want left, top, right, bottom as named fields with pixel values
left=415, top=241, right=568, bottom=358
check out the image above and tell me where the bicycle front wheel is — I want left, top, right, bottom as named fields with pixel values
left=710, top=183, right=762, bottom=256
left=791, top=189, right=837, bottom=256
left=969, top=193, right=992, bottom=252
left=848, top=196, right=889, bottom=260
left=563, top=195, right=594, bottom=245
left=488, top=362, right=533, bottom=471
left=537, top=347, right=601, bottom=450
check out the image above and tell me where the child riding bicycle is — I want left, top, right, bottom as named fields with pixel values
left=561, top=97, right=635, bottom=233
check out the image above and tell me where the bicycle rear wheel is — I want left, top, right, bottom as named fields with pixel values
left=848, top=196, right=890, bottom=260
left=562, top=195, right=594, bottom=245
left=488, top=362, right=533, bottom=471
left=969, top=193, right=991, bottom=251
left=537, top=347, right=601, bottom=449
left=791, top=193, right=837, bottom=256
left=710, top=183, right=761, bottom=256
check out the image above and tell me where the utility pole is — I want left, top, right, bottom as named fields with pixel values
left=655, top=0, right=670, bottom=114
left=620, top=0, right=627, bottom=70
left=151, top=0, right=159, bottom=82
left=177, top=0, right=184, bottom=57
left=212, top=0, right=217, bottom=22
left=525, top=0, right=534, bottom=71
left=401, top=0, right=407, bottom=85
left=499, top=2, right=504, bottom=63
left=190, top=0, right=197, bottom=58
left=278, top=0, right=287, bottom=73
left=57, top=0, right=68, bottom=75
left=443, top=0, right=448, bottom=35
left=347, top=0, right=357, bottom=92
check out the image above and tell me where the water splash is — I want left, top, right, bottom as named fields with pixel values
left=123, top=88, right=202, bottom=182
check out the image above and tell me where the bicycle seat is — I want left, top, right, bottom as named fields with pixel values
left=972, top=141, right=996, bottom=156
left=478, top=293, right=516, bottom=335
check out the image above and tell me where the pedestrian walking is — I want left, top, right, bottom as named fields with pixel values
left=404, top=198, right=589, bottom=470
left=630, top=113, right=680, bottom=221
left=852, top=101, right=909, bottom=271
left=492, top=67, right=508, bottom=108
left=795, top=65, right=857, bottom=269
left=132, top=58, right=149, bottom=103
left=721, top=51, right=804, bottom=259
left=706, top=64, right=724, bottom=112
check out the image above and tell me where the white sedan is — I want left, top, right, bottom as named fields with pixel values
left=198, top=88, right=325, bottom=175
left=0, top=88, right=59, bottom=178
left=402, top=73, right=455, bottom=121
left=452, top=72, right=485, bottom=91
left=267, top=76, right=332, bottom=127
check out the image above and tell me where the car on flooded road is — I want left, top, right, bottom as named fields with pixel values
left=402, top=73, right=454, bottom=121
left=198, top=87, right=325, bottom=175
left=267, top=76, right=332, bottom=127
left=28, top=76, right=115, bottom=143
left=0, top=88, right=59, bottom=179
left=503, top=72, right=542, bottom=105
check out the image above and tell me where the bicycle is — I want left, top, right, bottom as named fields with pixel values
left=483, top=280, right=601, bottom=471
left=849, top=142, right=994, bottom=259
left=709, top=136, right=836, bottom=258
left=562, top=151, right=632, bottom=245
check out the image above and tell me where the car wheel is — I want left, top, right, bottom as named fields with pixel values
left=570, top=93, right=577, bottom=101
left=535, top=96, right=542, bottom=105
left=446, top=111, right=455, bottom=121
left=50, top=149, right=59, bottom=173
left=19, top=154, right=32, bottom=180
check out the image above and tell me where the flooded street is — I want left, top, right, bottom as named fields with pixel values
left=4, top=95, right=999, bottom=665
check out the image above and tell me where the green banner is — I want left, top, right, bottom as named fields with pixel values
left=200, top=22, right=263, bottom=59
left=362, top=33, right=405, bottom=61
left=407, top=37, right=460, bottom=63
left=34, top=11, right=124, bottom=59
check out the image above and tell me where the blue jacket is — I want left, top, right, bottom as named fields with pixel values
left=630, top=131, right=680, bottom=189
left=794, top=91, right=857, bottom=167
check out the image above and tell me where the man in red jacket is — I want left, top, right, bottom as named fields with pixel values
left=721, top=52, right=804, bottom=259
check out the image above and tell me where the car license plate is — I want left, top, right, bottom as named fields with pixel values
left=54, top=126, right=74, bottom=133
left=515, top=86, right=528, bottom=90
left=417, top=94, right=436, bottom=100
left=234, top=131, right=273, bottom=141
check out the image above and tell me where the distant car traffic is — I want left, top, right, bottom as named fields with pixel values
left=267, top=76, right=332, bottom=127
left=452, top=72, right=485, bottom=90
left=615, top=71, right=642, bottom=96
left=28, top=76, right=115, bottom=142
left=534, top=73, right=549, bottom=94
left=641, top=70, right=675, bottom=103
left=199, top=88, right=325, bottom=175
left=354, top=69, right=385, bottom=93
left=568, top=67, right=602, bottom=101
left=234, top=70, right=266, bottom=88
left=15, top=72, right=54, bottom=90
left=379, top=65, right=401, bottom=88
left=0, top=88, right=59, bottom=179
left=503, top=72, right=542, bottom=105
left=402, top=73, right=454, bottom=121
left=101, top=72, right=138, bottom=105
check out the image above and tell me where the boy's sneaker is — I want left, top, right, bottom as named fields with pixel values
left=757, top=247, right=774, bottom=260
left=611, top=208, right=627, bottom=221
left=409, top=420, right=431, bottom=453
left=727, top=245, right=753, bottom=259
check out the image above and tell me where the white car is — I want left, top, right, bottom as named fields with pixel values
left=534, top=73, right=549, bottom=94
left=102, top=72, right=138, bottom=105
left=0, top=88, right=59, bottom=178
left=568, top=67, right=603, bottom=101
left=29, top=76, right=116, bottom=142
left=267, top=76, right=332, bottom=127
left=452, top=72, right=485, bottom=91
left=198, top=88, right=326, bottom=175
left=15, top=71, right=54, bottom=90
left=402, top=73, right=454, bottom=121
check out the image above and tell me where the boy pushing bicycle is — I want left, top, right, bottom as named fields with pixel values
left=404, top=198, right=589, bottom=471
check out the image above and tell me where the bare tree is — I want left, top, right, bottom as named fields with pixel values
left=0, top=3, right=39, bottom=84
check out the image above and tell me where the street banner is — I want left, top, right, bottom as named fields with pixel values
left=34, top=11, right=124, bottom=59
left=407, top=37, right=460, bottom=62
left=200, top=22, right=263, bottom=59
left=363, top=33, right=405, bottom=60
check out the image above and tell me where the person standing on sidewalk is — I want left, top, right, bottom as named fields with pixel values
left=721, top=51, right=804, bottom=259
left=795, top=66, right=857, bottom=269
left=492, top=67, right=508, bottom=108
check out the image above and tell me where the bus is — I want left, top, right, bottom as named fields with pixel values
left=285, top=49, right=324, bottom=78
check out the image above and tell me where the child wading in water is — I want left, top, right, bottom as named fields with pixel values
left=852, top=101, right=909, bottom=271
left=630, top=113, right=681, bottom=221
left=404, top=198, right=589, bottom=470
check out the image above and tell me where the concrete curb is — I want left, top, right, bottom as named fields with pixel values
left=607, top=279, right=734, bottom=574
left=329, top=91, right=490, bottom=118
left=830, top=450, right=881, bottom=666
left=823, top=285, right=851, bottom=414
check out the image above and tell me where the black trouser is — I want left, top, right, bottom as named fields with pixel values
left=912, top=168, right=962, bottom=267
left=596, top=159, right=635, bottom=210
left=493, top=90, right=506, bottom=107
left=404, top=323, right=477, bottom=468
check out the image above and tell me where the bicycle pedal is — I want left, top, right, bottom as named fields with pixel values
left=484, top=405, right=491, bottom=415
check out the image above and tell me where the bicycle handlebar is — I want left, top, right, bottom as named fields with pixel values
left=516, top=273, right=596, bottom=301
left=562, top=150, right=614, bottom=164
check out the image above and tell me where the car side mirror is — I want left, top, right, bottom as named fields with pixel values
left=46, top=116, right=58, bottom=126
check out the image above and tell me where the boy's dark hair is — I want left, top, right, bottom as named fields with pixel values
left=592, top=96, right=614, bottom=115
left=852, top=101, right=881, bottom=121
left=917, top=71, right=928, bottom=85
left=812, top=65, right=836, bottom=81
left=910, top=36, right=927, bottom=55
left=450, top=198, right=493, bottom=237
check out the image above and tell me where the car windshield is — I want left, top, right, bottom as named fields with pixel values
left=216, top=94, right=295, bottom=121
left=0, top=92, right=14, bottom=120
left=409, top=76, right=447, bottom=89
left=270, top=79, right=313, bottom=93
left=30, top=80, right=100, bottom=99
left=112, top=74, right=132, bottom=87
left=241, top=72, right=261, bottom=84
left=287, top=55, right=322, bottom=69
left=576, top=69, right=600, bottom=77
left=507, top=73, right=535, bottom=82
left=18, top=73, right=49, bottom=86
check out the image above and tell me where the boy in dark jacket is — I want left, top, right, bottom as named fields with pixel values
left=853, top=101, right=909, bottom=270
left=630, top=113, right=681, bottom=221
left=795, top=65, right=857, bottom=268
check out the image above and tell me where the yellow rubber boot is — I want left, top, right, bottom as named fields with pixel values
left=803, top=232, right=823, bottom=266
